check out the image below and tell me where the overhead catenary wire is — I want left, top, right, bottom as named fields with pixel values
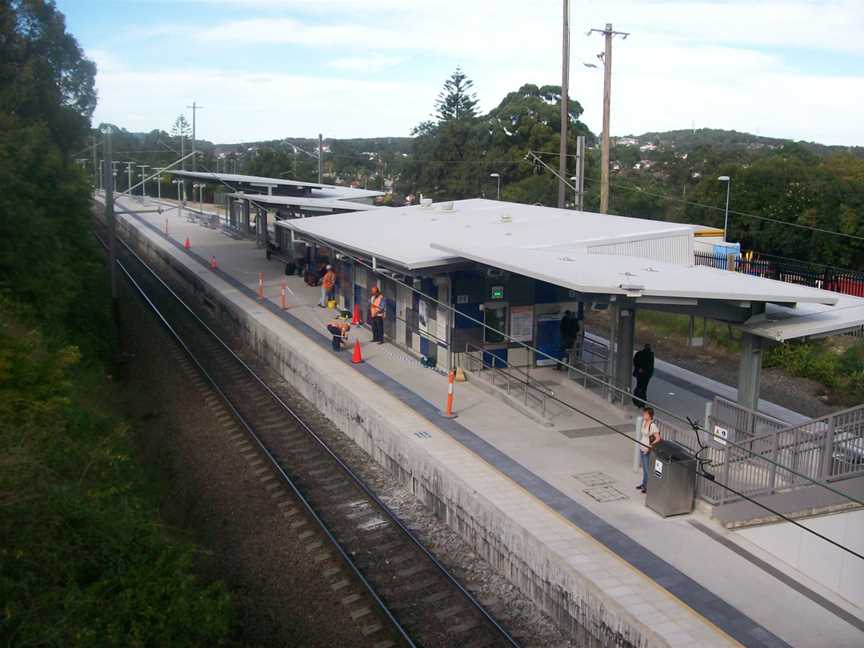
left=526, top=150, right=864, bottom=244
left=242, top=218, right=864, bottom=561
left=106, top=158, right=864, bottom=562
left=144, top=141, right=864, bottom=511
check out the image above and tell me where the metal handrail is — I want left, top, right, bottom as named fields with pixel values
left=461, top=343, right=554, bottom=416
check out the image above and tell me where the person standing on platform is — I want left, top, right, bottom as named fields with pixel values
left=558, top=310, right=580, bottom=370
left=326, top=313, right=351, bottom=351
left=370, top=286, right=385, bottom=344
left=319, top=264, right=336, bottom=308
left=632, top=343, right=655, bottom=407
left=637, top=406, right=661, bottom=493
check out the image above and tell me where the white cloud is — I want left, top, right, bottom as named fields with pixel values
left=92, top=1, right=864, bottom=145
left=326, top=56, right=403, bottom=73
left=91, top=68, right=436, bottom=142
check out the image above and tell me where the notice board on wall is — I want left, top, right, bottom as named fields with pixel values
left=510, top=305, right=534, bottom=342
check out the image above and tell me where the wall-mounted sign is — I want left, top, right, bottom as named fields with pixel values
left=510, top=306, right=534, bottom=342
left=713, top=425, right=728, bottom=446
left=490, top=285, right=505, bottom=300
left=456, top=294, right=469, bottom=304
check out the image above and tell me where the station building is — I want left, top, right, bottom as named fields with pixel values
left=275, top=198, right=864, bottom=411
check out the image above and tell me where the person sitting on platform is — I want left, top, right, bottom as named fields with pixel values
left=326, top=312, right=351, bottom=351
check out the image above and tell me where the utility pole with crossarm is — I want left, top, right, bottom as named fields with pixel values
left=588, top=23, right=629, bottom=214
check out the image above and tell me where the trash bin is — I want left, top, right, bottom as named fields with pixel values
left=645, top=440, right=697, bottom=517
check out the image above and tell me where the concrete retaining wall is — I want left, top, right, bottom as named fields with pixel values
left=114, top=214, right=664, bottom=648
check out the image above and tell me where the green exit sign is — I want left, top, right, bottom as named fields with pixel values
left=490, top=285, right=504, bottom=300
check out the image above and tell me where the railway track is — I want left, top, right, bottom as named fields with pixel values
left=95, top=224, right=521, bottom=648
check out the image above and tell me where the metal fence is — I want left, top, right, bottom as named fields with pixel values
left=710, top=397, right=787, bottom=441
left=694, top=251, right=864, bottom=299
left=700, top=398, right=864, bottom=505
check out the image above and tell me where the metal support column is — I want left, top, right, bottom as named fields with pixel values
left=257, top=208, right=268, bottom=248
left=608, top=302, right=635, bottom=402
left=737, top=332, right=763, bottom=411
left=242, top=199, right=251, bottom=234
left=615, top=305, right=636, bottom=396
left=227, top=197, right=237, bottom=229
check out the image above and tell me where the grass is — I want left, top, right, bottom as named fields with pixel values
left=0, top=301, right=235, bottom=646
left=590, top=308, right=864, bottom=406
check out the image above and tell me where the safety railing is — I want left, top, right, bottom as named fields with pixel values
left=568, top=335, right=630, bottom=407
left=706, top=398, right=864, bottom=505
left=460, top=343, right=554, bottom=417
left=711, top=396, right=786, bottom=441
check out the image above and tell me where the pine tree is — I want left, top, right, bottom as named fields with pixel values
left=434, top=68, right=478, bottom=122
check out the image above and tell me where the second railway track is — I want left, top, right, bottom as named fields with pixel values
left=96, top=224, right=521, bottom=648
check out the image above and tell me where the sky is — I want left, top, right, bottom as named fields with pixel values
left=56, top=0, right=864, bottom=146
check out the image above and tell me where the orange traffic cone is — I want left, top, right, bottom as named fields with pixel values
left=209, top=255, right=218, bottom=271
left=351, top=339, right=363, bottom=364
left=184, top=237, right=190, bottom=249
left=351, top=302, right=362, bottom=325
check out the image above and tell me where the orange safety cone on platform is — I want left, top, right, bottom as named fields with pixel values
left=280, top=280, right=287, bottom=310
left=351, top=339, right=363, bottom=364
left=351, top=302, right=362, bottom=325
left=258, top=272, right=264, bottom=300
left=442, top=370, right=457, bottom=418
left=183, top=236, right=190, bottom=249
left=209, top=255, right=218, bottom=271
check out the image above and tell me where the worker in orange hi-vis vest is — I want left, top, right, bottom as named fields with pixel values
left=369, top=286, right=386, bottom=344
left=319, top=264, right=336, bottom=308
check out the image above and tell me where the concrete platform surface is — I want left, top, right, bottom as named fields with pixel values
left=98, top=193, right=864, bottom=648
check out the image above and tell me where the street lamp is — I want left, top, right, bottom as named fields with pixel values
left=193, top=183, right=205, bottom=214
left=490, top=173, right=501, bottom=200
left=718, top=176, right=731, bottom=242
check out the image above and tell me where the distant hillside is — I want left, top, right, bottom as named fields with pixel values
left=617, top=128, right=864, bottom=159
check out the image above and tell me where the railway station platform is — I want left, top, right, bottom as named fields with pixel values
left=97, top=193, right=864, bottom=648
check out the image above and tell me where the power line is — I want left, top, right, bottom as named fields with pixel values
left=279, top=228, right=864, bottom=561
left=582, top=175, right=864, bottom=242
left=113, top=149, right=864, bottom=557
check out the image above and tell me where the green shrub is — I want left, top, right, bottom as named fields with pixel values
left=0, top=309, right=234, bottom=646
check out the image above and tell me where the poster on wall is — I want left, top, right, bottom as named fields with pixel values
left=418, top=299, right=428, bottom=335
left=510, top=306, right=534, bottom=342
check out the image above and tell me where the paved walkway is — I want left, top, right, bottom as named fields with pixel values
left=102, top=193, right=864, bottom=647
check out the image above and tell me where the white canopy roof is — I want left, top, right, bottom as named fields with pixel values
left=280, top=198, right=700, bottom=269
left=166, top=170, right=385, bottom=200
left=279, top=198, right=864, bottom=340
left=431, top=241, right=838, bottom=306
left=747, top=295, right=864, bottom=341
left=228, top=192, right=381, bottom=211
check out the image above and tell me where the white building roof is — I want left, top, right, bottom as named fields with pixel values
left=747, top=295, right=864, bottom=342
left=278, top=198, right=863, bottom=340
left=228, top=193, right=381, bottom=212
left=431, top=241, right=838, bottom=306
left=166, top=170, right=385, bottom=200
left=279, top=198, right=702, bottom=270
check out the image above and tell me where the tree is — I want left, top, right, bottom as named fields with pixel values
left=170, top=114, right=191, bottom=164
left=0, top=0, right=96, bottom=153
left=434, top=67, right=478, bottom=122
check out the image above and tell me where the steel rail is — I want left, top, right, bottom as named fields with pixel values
left=93, top=225, right=522, bottom=647
left=95, top=233, right=415, bottom=648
